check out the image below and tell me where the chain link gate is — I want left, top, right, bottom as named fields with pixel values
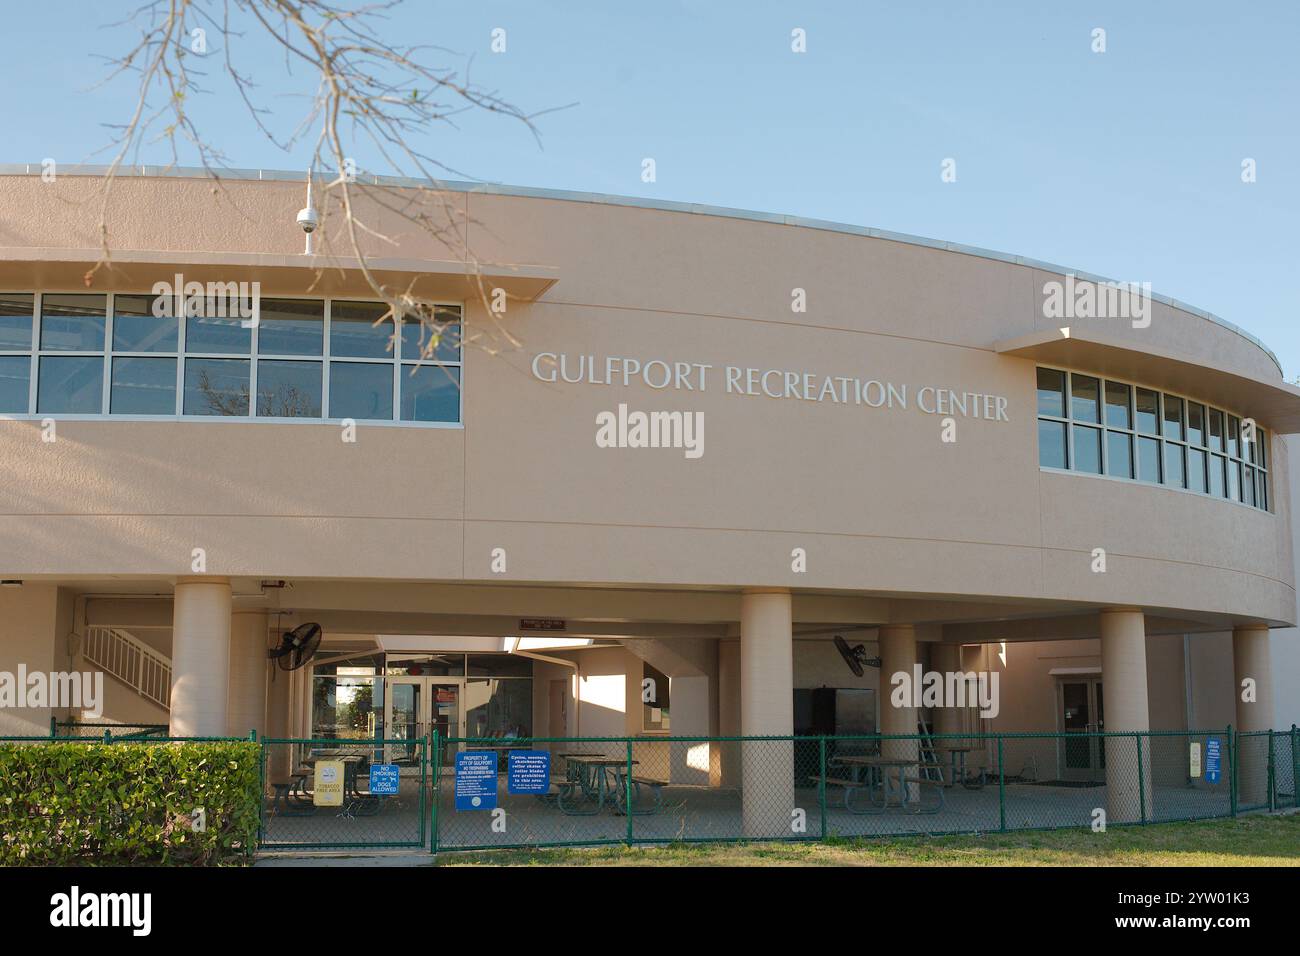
left=260, top=737, right=427, bottom=850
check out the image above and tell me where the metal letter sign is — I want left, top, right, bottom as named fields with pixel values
left=455, top=751, right=499, bottom=810
left=1205, top=737, right=1222, bottom=784
left=369, top=763, right=400, bottom=795
left=507, top=750, right=551, bottom=794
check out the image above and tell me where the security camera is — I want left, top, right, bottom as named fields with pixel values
left=296, top=206, right=319, bottom=233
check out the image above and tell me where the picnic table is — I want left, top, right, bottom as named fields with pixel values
left=832, top=756, right=916, bottom=809
left=936, top=744, right=985, bottom=788
left=555, top=756, right=634, bottom=814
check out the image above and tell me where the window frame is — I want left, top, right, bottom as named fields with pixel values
left=0, top=290, right=464, bottom=428
left=1036, top=364, right=1270, bottom=514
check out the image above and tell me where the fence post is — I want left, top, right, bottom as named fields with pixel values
left=430, top=729, right=440, bottom=855
left=1292, top=725, right=1298, bottom=809
left=1267, top=731, right=1276, bottom=812
left=48, top=715, right=56, bottom=738
left=419, top=733, right=428, bottom=850
left=249, top=729, right=257, bottom=742
left=819, top=736, right=828, bottom=842
left=997, top=735, right=1006, bottom=832
left=1227, top=725, right=1237, bottom=818
left=257, top=737, right=267, bottom=847
left=103, top=729, right=111, bottom=744
left=625, top=738, right=634, bottom=847
left=1135, top=732, right=1146, bottom=824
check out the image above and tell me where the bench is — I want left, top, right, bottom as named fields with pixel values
left=901, top=775, right=946, bottom=814
left=611, top=771, right=666, bottom=816
left=810, top=774, right=885, bottom=814
left=269, top=773, right=315, bottom=817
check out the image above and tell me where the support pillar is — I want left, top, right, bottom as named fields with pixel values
left=1233, top=624, right=1273, bottom=806
left=879, top=625, right=919, bottom=801
left=740, top=589, right=793, bottom=837
left=169, top=577, right=232, bottom=737
left=930, top=642, right=963, bottom=784
left=717, top=638, right=741, bottom=789
left=227, top=609, right=268, bottom=738
left=1100, top=608, right=1151, bottom=823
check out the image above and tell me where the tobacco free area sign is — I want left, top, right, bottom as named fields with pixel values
left=455, top=751, right=499, bottom=810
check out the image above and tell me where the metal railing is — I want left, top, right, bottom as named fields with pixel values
left=80, top=625, right=172, bottom=709
left=50, top=718, right=168, bottom=740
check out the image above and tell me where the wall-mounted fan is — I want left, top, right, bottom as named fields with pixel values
left=267, top=622, right=323, bottom=671
left=833, top=634, right=880, bottom=678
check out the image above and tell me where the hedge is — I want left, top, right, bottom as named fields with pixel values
left=0, top=740, right=261, bottom=865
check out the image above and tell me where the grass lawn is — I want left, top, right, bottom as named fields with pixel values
left=436, top=814, right=1300, bottom=866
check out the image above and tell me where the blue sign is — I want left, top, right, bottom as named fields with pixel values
left=507, top=750, right=551, bottom=794
left=369, top=763, right=400, bottom=795
left=1206, top=737, right=1222, bottom=784
left=455, top=751, right=499, bottom=810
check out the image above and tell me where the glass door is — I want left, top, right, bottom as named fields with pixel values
left=429, top=679, right=461, bottom=767
left=1058, top=678, right=1104, bottom=781
left=384, top=676, right=425, bottom=769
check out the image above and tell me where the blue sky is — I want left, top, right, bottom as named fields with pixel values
left=7, top=1, right=1299, bottom=375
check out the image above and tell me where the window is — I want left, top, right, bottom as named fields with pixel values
left=0, top=291, right=463, bottom=426
left=642, top=662, right=670, bottom=732
left=37, top=294, right=105, bottom=414
left=0, top=293, right=34, bottom=413
left=1036, top=366, right=1269, bottom=511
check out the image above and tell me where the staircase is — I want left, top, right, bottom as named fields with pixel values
left=81, top=626, right=172, bottom=710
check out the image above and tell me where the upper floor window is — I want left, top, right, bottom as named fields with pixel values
left=0, top=292, right=462, bottom=426
left=1036, top=366, right=1268, bottom=512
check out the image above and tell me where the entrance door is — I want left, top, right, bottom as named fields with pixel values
left=383, top=676, right=462, bottom=769
left=428, top=679, right=461, bottom=767
left=1058, top=678, right=1105, bottom=781
left=385, top=677, right=426, bottom=769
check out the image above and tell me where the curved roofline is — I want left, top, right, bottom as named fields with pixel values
left=0, top=162, right=1282, bottom=376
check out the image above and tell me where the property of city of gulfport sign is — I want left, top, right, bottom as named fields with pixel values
left=531, top=352, right=1012, bottom=422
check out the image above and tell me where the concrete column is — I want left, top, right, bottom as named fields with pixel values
left=169, top=577, right=232, bottom=737
left=740, top=589, right=793, bottom=837
left=960, top=643, right=989, bottom=772
left=930, top=642, right=962, bottom=784
left=879, top=625, right=919, bottom=801
left=717, top=639, right=741, bottom=789
left=227, top=609, right=268, bottom=738
left=1233, top=624, right=1273, bottom=806
left=1100, top=608, right=1152, bottom=823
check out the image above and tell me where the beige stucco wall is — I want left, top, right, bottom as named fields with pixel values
left=0, top=173, right=1293, bottom=629
left=0, top=585, right=75, bottom=734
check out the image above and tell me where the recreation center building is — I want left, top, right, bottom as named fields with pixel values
left=1, top=165, right=1299, bottom=834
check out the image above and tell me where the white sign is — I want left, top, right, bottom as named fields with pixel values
left=1189, top=741, right=1202, bottom=778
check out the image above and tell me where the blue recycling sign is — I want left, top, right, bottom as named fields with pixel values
left=1205, top=737, right=1222, bottom=784
left=368, top=763, right=400, bottom=795
left=507, top=750, right=551, bottom=794
left=454, top=751, right=499, bottom=810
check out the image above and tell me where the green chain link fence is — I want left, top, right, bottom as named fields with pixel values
left=430, top=727, right=1284, bottom=852
left=1, top=726, right=1295, bottom=857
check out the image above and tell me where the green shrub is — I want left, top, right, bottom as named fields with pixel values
left=0, top=740, right=261, bottom=865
